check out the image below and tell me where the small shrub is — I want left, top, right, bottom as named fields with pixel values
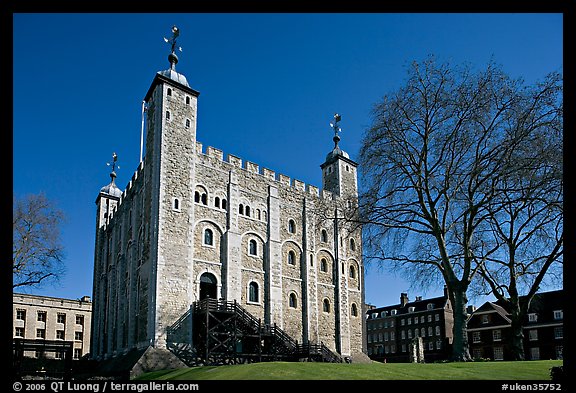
left=550, top=365, right=563, bottom=382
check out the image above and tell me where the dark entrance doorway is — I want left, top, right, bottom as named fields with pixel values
left=199, top=272, right=217, bottom=300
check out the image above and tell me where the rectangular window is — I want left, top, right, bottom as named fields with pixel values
left=401, top=330, right=406, bottom=339
left=529, top=329, right=538, bottom=341
left=76, top=315, right=84, bottom=325
left=473, top=348, right=483, bottom=359
left=15, top=327, right=24, bottom=337
left=16, top=309, right=26, bottom=320
left=473, top=331, right=481, bottom=343
left=554, top=327, right=563, bottom=339
left=75, top=331, right=83, bottom=341
left=390, top=331, right=395, bottom=340
left=401, top=319, right=405, bottom=326
left=56, top=330, right=65, bottom=340
left=401, top=344, right=406, bottom=353
left=407, top=318, right=411, bottom=325
left=37, top=311, right=47, bottom=322
left=528, top=313, right=538, bottom=322
left=384, top=332, right=389, bottom=341
left=435, top=314, right=440, bottom=322
left=57, top=313, right=66, bottom=324
left=36, top=329, right=46, bottom=339
left=74, top=349, right=82, bottom=360
left=530, top=347, right=540, bottom=360
left=427, top=314, right=432, bottom=322
left=482, top=314, right=489, bottom=324
left=492, top=329, right=502, bottom=342
left=553, top=310, right=563, bottom=320
left=494, top=346, right=504, bottom=360
left=428, top=341, right=434, bottom=351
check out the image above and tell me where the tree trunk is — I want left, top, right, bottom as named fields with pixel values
left=450, top=285, right=472, bottom=361
left=509, top=304, right=526, bottom=360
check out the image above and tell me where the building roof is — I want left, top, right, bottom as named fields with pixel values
left=367, top=295, right=448, bottom=318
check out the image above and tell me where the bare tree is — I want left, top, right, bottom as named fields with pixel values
left=472, top=71, right=563, bottom=360
left=358, top=56, right=560, bottom=361
left=13, top=193, right=66, bottom=289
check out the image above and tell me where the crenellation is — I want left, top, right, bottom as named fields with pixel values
left=245, top=161, right=259, bottom=174
left=262, top=167, right=276, bottom=180
left=322, top=189, right=334, bottom=200
left=196, top=141, right=203, bottom=154
left=206, top=146, right=223, bottom=160
left=278, top=174, right=291, bottom=186
left=227, top=154, right=242, bottom=167
left=306, top=184, right=319, bottom=197
left=293, top=179, right=305, bottom=192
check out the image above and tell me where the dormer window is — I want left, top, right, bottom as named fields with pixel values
left=553, top=310, right=563, bottom=320
left=390, top=309, right=397, bottom=315
left=427, top=303, right=434, bottom=310
left=408, top=306, right=415, bottom=313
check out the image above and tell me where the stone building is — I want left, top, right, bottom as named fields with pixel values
left=13, top=293, right=92, bottom=360
left=91, top=27, right=365, bottom=365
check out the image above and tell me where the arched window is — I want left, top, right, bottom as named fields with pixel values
left=245, top=206, right=251, bottom=217
left=185, top=118, right=191, bottom=128
left=288, top=251, right=296, bottom=265
left=201, top=193, right=207, bottom=206
left=351, top=303, right=358, bottom=317
left=249, top=239, right=257, bottom=256
left=239, top=204, right=244, bottom=215
left=350, top=238, right=356, bottom=251
left=172, top=198, right=180, bottom=211
left=249, top=282, right=259, bottom=303
left=257, top=209, right=261, bottom=220
left=167, top=87, right=172, bottom=96
left=323, top=299, right=331, bottom=313
left=195, top=191, right=200, bottom=203
left=289, top=293, right=297, bottom=308
left=215, top=197, right=220, bottom=209
left=203, top=229, right=213, bottom=246
left=222, top=199, right=227, bottom=210
left=349, top=265, right=356, bottom=279
left=166, top=110, right=171, bottom=120
left=321, top=229, right=328, bottom=243
left=320, top=258, right=328, bottom=272
left=288, top=219, right=296, bottom=234
left=186, top=96, right=190, bottom=105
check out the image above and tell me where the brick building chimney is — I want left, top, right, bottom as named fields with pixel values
left=400, top=292, right=409, bottom=307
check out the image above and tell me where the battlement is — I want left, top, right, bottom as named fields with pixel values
left=195, top=141, right=336, bottom=200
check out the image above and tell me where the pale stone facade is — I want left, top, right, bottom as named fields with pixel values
left=91, top=45, right=365, bottom=362
left=13, top=293, right=92, bottom=359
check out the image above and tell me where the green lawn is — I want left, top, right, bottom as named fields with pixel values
left=136, top=360, right=562, bottom=380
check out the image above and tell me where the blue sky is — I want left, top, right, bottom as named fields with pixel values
left=12, top=13, right=563, bottom=308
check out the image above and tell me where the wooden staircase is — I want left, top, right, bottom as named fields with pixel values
left=180, top=298, right=341, bottom=366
